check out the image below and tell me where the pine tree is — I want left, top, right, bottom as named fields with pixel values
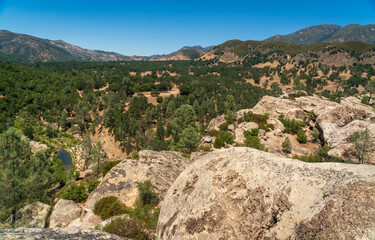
left=350, top=129, right=375, bottom=164
left=177, top=126, right=200, bottom=153
left=90, top=141, right=108, bottom=177
left=0, top=128, right=47, bottom=224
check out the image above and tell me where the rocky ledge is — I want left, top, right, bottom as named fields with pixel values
left=85, top=150, right=193, bottom=209
left=0, top=227, right=130, bottom=240
left=157, top=147, right=375, bottom=240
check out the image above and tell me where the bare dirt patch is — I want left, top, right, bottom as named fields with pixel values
left=93, top=83, right=109, bottom=92
left=91, top=125, right=127, bottom=159
left=253, top=61, right=280, bottom=68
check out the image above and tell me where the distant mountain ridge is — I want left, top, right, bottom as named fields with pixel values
left=0, top=30, right=213, bottom=62
left=149, top=45, right=214, bottom=60
left=0, top=30, right=136, bottom=62
left=1, top=24, right=375, bottom=62
left=266, top=24, right=375, bottom=45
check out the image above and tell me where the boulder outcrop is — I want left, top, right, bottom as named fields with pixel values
left=203, top=95, right=375, bottom=162
left=85, top=150, right=193, bottom=210
left=0, top=227, right=130, bottom=240
left=4, top=202, right=51, bottom=228
left=157, top=147, right=375, bottom=240
left=49, top=199, right=82, bottom=228
left=66, top=206, right=102, bottom=229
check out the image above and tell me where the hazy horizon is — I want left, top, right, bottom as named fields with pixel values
left=0, top=0, right=375, bottom=56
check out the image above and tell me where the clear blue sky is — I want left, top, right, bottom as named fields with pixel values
left=0, top=0, right=375, bottom=56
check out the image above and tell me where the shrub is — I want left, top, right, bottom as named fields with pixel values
left=198, top=145, right=212, bottom=152
left=213, top=136, right=225, bottom=148
left=282, top=137, right=292, bottom=153
left=237, top=117, right=245, bottom=124
left=102, top=160, right=121, bottom=177
left=181, top=153, right=191, bottom=158
left=297, top=129, right=308, bottom=143
left=93, top=196, right=128, bottom=220
left=206, top=129, right=218, bottom=136
left=102, top=205, right=159, bottom=240
left=245, top=136, right=265, bottom=151
left=102, top=215, right=150, bottom=239
left=156, top=96, right=163, bottom=103
left=361, top=96, right=370, bottom=104
left=132, top=151, right=140, bottom=160
left=137, top=180, right=159, bottom=207
left=61, top=182, right=87, bottom=203
left=219, top=122, right=229, bottom=131
left=245, top=128, right=258, bottom=137
left=224, top=110, right=236, bottom=124
left=88, top=180, right=100, bottom=193
left=279, top=115, right=305, bottom=134
left=216, top=131, right=234, bottom=144
left=244, top=112, right=269, bottom=125
left=250, top=113, right=269, bottom=125
left=244, top=130, right=265, bottom=151
left=312, top=129, right=320, bottom=143
left=243, top=111, right=253, bottom=122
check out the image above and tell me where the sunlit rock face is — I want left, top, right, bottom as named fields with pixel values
left=157, top=147, right=375, bottom=240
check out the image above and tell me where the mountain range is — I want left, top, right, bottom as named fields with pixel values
left=0, top=24, right=375, bottom=62
left=266, top=24, right=375, bottom=45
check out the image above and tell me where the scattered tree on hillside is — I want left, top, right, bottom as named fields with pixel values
left=282, top=137, right=292, bottom=153
left=366, top=79, right=375, bottom=104
left=81, top=135, right=92, bottom=167
left=271, top=82, right=282, bottom=97
left=349, top=129, right=374, bottom=164
left=91, top=141, right=108, bottom=177
left=224, top=95, right=236, bottom=124
left=177, top=126, right=200, bottom=153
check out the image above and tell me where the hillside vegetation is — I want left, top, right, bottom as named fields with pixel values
left=266, top=24, right=375, bottom=45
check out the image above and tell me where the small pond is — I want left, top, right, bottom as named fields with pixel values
left=58, top=149, right=73, bottom=169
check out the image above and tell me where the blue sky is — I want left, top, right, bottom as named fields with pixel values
left=0, top=0, right=375, bottom=56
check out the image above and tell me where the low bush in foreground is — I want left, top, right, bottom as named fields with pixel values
left=102, top=205, right=160, bottom=240
left=94, top=196, right=128, bottom=220
left=61, top=182, right=87, bottom=203
left=96, top=180, right=160, bottom=240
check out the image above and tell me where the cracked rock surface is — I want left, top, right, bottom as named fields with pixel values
left=157, top=147, right=375, bottom=240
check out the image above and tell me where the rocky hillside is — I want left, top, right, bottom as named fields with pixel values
left=0, top=227, right=129, bottom=240
left=201, top=39, right=375, bottom=64
left=2, top=146, right=375, bottom=239
left=157, top=147, right=375, bottom=239
left=150, top=45, right=213, bottom=61
left=266, top=24, right=375, bottom=45
left=202, top=95, right=375, bottom=164
left=0, top=30, right=133, bottom=62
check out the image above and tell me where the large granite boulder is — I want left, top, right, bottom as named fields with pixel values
left=157, top=147, right=375, bottom=240
left=66, top=206, right=102, bottom=229
left=49, top=199, right=82, bottom=228
left=206, top=115, right=226, bottom=133
left=85, top=150, right=193, bottom=209
left=5, top=202, right=51, bottom=228
left=0, top=227, right=130, bottom=240
left=314, top=97, right=375, bottom=163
